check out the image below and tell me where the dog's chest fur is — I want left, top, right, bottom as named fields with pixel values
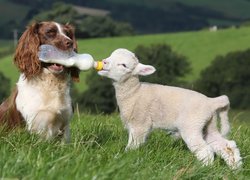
left=15, top=69, right=72, bottom=129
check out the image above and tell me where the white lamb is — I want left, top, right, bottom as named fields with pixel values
left=98, top=48, right=242, bottom=169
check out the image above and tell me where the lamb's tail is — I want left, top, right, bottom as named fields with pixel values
left=210, top=95, right=230, bottom=137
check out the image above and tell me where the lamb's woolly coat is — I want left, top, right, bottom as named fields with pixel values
left=115, top=76, right=229, bottom=134
left=98, top=48, right=242, bottom=169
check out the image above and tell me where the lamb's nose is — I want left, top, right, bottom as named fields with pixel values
left=103, top=60, right=108, bottom=64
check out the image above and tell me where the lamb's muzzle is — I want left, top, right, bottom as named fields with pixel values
left=98, top=48, right=242, bottom=169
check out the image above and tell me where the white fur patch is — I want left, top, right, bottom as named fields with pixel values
left=55, top=22, right=71, bottom=40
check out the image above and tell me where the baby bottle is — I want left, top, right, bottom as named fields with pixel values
left=38, top=44, right=103, bottom=71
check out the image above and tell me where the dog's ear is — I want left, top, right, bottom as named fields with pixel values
left=65, top=23, right=78, bottom=52
left=69, top=67, right=80, bottom=82
left=65, top=24, right=80, bottom=82
left=71, top=38, right=80, bottom=82
left=14, top=22, right=42, bottom=79
left=72, top=31, right=78, bottom=53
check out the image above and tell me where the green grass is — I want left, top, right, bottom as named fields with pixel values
left=230, top=110, right=250, bottom=125
left=0, top=40, right=13, bottom=57
left=0, top=54, right=19, bottom=89
left=0, top=112, right=249, bottom=179
left=0, top=40, right=12, bottom=48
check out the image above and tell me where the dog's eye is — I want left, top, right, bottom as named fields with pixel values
left=46, top=29, right=57, bottom=37
left=65, top=30, right=72, bottom=38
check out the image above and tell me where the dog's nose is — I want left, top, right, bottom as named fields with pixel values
left=65, top=40, right=73, bottom=48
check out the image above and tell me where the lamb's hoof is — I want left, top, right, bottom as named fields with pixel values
left=196, top=147, right=214, bottom=166
left=125, top=144, right=140, bottom=151
left=224, top=141, right=242, bottom=170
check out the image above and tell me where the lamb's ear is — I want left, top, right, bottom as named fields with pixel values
left=132, top=63, right=156, bottom=76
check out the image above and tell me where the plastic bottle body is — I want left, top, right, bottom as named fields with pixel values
left=38, top=44, right=103, bottom=71
left=71, top=54, right=95, bottom=70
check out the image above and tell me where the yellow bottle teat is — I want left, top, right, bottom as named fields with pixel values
left=95, top=61, right=103, bottom=71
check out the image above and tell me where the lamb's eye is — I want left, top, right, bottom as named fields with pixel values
left=119, top=64, right=127, bottom=68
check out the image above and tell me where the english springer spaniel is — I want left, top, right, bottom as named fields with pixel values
left=0, top=21, right=79, bottom=141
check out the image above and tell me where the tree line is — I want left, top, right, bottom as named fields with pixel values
left=3, top=0, right=247, bottom=39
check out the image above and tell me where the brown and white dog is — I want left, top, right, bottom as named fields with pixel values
left=0, top=21, right=79, bottom=141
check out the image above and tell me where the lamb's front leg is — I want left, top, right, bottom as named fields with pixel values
left=125, top=125, right=151, bottom=151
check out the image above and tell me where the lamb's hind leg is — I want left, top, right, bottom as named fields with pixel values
left=180, top=124, right=214, bottom=166
left=205, top=115, right=242, bottom=169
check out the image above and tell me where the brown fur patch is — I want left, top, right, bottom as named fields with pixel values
left=0, top=88, right=25, bottom=129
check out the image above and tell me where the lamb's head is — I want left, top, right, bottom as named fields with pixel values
left=98, top=48, right=156, bottom=82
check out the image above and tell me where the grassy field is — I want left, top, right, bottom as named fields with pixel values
left=0, top=27, right=250, bottom=178
left=0, top=111, right=249, bottom=179
left=1, top=26, right=250, bottom=92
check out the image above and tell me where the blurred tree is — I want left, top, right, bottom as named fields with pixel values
left=195, top=49, right=250, bottom=109
left=10, top=0, right=53, bottom=8
left=31, top=2, right=134, bottom=38
left=78, top=43, right=190, bottom=114
left=0, top=72, right=10, bottom=102
left=77, top=16, right=134, bottom=38
left=77, top=72, right=116, bottom=114
left=31, top=2, right=80, bottom=25
left=134, top=44, right=191, bottom=86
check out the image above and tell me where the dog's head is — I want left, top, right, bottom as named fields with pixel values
left=14, top=21, right=80, bottom=81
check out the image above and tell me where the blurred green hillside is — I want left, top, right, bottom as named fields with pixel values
left=107, top=0, right=250, bottom=20
left=1, top=26, right=250, bottom=92
left=0, top=0, right=30, bottom=25
left=1, top=0, right=250, bottom=39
